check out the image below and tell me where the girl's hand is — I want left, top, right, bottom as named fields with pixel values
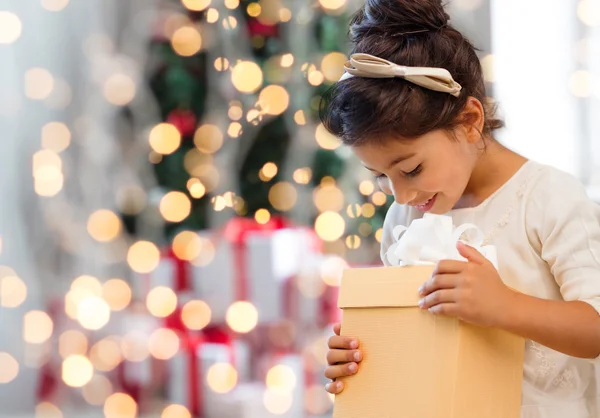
left=417, top=241, right=516, bottom=328
left=324, top=323, right=362, bottom=394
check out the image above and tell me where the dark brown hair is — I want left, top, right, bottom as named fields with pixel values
left=319, top=0, right=503, bottom=146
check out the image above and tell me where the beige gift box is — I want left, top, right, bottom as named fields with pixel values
left=333, top=265, right=525, bottom=418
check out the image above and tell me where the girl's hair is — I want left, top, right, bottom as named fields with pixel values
left=319, top=0, right=503, bottom=146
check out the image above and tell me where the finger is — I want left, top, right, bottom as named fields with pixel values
left=428, top=302, right=460, bottom=317
left=324, top=362, right=359, bottom=380
left=418, top=289, right=458, bottom=310
left=419, top=274, right=457, bottom=296
left=456, top=241, right=487, bottom=265
left=328, top=335, right=359, bottom=350
left=325, top=380, right=345, bottom=394
left=327, top=349, right=362, bottom=365
left=333, top=323, right=341, bottom=336
left=432, top=260, right=467, bottom=275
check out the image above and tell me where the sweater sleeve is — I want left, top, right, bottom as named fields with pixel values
left=525, top=167, right=600, bottom=316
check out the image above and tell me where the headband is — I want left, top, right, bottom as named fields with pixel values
left=339, top=53, right=462, bottom=97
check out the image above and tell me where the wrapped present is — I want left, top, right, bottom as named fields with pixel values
left=132, top=247, right=192, bottom=300
left=167, top=333, right=240, bottom=417
left=255, top=352, right=305, bottom=418
left=333, top=214, right=524, bottom=418
left=193, top=216, right=321, bottom=325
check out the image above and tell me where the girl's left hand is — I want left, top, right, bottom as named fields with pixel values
left=417, top=241, right=516, bottom=328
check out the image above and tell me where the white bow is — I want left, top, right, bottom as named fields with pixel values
left=385, top=214, right=498, bottom=269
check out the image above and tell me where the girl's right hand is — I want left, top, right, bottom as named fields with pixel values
left=324, top=323, right=362, bottom=394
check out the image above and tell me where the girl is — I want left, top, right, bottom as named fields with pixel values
left=321, top=0, right=600, bottom=417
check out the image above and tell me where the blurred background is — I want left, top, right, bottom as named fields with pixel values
left=0, top=0, right=598, bottom=417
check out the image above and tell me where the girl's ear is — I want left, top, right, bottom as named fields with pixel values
left=459, top=96, right=486, bottom=144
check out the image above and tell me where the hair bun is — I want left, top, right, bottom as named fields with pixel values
left=351, top=0, right=450, bottom=41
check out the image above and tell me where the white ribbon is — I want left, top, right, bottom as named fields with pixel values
left=385, top=214, right=498, bottom=269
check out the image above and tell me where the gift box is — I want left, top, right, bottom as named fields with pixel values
left=132, top=248, right=192, bottom=300
left=167, top=333, right=240, bottom=417
left=333, top=214, right=525, bottom=418
left=193, top=217, right=321, bottom=325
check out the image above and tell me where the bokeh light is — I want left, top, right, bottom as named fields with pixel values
left=103, top=393, right=137, bottom=418
left=23, top=310, right=53, bottom=344
left=315, top=212, right=345, bottom=242
left=181, top=299, right=212, bottom=331
left=266, top=364, right=297, bottom=392
left=41, top=0, right=70, bottom=11
left=162, top=404, right=191, bottom=418
left=315, top=123, right=341, bottom=150
left=146, top=286, right=178, bottom=318
left=41, top=122, right=71, bottom=153
left=194, top=124, right=224, bottom=154
left=0, top=272, right=27, bottom=308
left=62, top=355, right=94, bottom=387
left=148, top=328, right=180, bottom=360
left=159, top=191, right=192, bottom=222
left=25, top=68, right=55, bottom=100
left=231, top=61, right=263, bottom=93
left=127, top=241, right=160, bottom=274
left=268, top=182, right=297, bottom=211
left=77, top=296, right=111, bottom=330
left=149, top=123, right=181, bottom=155
left=102, top=278, right=132, bottom=311
left=90, top=337, right=122, bottom=372
left=82, top=374, right=113, bottom=406
left=59, top=330, right=88, bottom=358
left=206, top=363, right=238, bottom=394
left=0, top=12, right=22, bottom=44
left=0, top=352, right=19, bottom=383
left=171, top=26, right=202, bottom=56
left=87, top=209, right=122, bottom=242
left=263, top=388, right=293, bottom=415
left=258, top=85, right=290, bottom=115
left=35, top=402, right=62, bottom=418
left=104, top=74, right=136, bottom=106
left=226, top=301, right=258, bottom=333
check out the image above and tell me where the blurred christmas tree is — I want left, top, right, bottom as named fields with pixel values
left=129, top=0, right=392, bottom=260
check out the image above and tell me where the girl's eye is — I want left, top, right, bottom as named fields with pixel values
left=403, top=164, right=422, bottom=178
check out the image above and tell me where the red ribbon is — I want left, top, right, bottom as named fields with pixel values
left=185, top=333, right=205, bottom=417
left=221, top=216, right=291, bottom=303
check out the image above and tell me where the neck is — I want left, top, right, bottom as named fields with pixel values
left=455, top=139, right=527, bottom=209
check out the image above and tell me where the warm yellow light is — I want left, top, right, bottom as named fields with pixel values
left=206, top=8, right=219, bottom=23
left=313, top=184, right=344, bottom=213
left=0, top=12, right=22, bottom=44
left=308, top=70, right=325, bottom=86
left=315, top=212, right=345, bottom=242
left=320, top=255, right=348, bottom=287
left=127, top=241, right=160, bottom=274
left=25, top=68, right=55, bottom=100
left=149, top=123, right=181, bottom=155
left=181, top=0, right=211, bottom=11
left=361, top=203, right=376, bottom=218
left=359, top=180, right=375, bottom=196
left=148, top=328, right=180, bottom=360
left=293, top=168, right=311, bottom=184
left=258, top=85, right=289, bottom=116
left=321, top=52, right=347, bottom=82
left=206, top=363, right=238, bottom=394
left=214, top=57, right=230, bottom=71
left=268, top=182, right=297, bottom=211
left=62, top=355, right=94, bottom=387
left=41, top=122, right=71, bottom=153
left=188, top=179, right=206, bottom=199
left=59, top=330, right=88, bottom=359
left=87, top=209, right=122, bottom=242
left=315, top=123, right=341, bottom=150
left=480, top=54, right=495, bottom=83
left=0, top=274, right=27, bottom=308
left=77, top=296, right=111, bottom=330
left=318, top=0, right=347, bottom=11
left=578, top=0, right=600, bottom=26
left=71, top=275, right=102, bottom=295
left=279, top=8, right=292, bottom=22
left=172, top=26, right=202, bottom=57
left=304, top=384, right=334, bottom=415
left=162, top=404, right=192, bottom=418
left=194, top=124, right=224, bottom=154
left=103, top=393, right=137, bottom=418
left=263, top=388, right=293, bottom=415
left=345, top=235, right=361, bottom=249
left=375, top=228, right=383, bottom=243
left=103, top=74, right=136, bottom=106
left=293, top=110, right=306, bottom=125
left=159, top=191, right=192, bottom=223
left=82, top=374, right=113, bottom=406
left=231, top=61, right=263, bottom=93
left=260, top=162, right=278, bottom=181
left=146, top=286, right=178, bottom=318
left=227, top=122, right=243, bottom=138
left=226, top=301, right=258, bottom=333
left=371, top=191, right=388, bottom=206
left=255, top=208, right=271, bottom=225
left=266, top=364, right=297, bottom=392
left=41, top=0, right=70, bottom=11
left=35, top=402, right=63, bottom=418
left=247, top=2, right=261, bottom=16
left=0, top=352, right=19, bottom=383
left=181, top=299, right=212, bottom=331
left=23, top=310, right=53, bottom=344
left=224, top=0, right=239, bottom=9
left=102, top=278, right=132, bottom=311
left=172, top=231, right=202, bottom=261
left=569, top=70, right=592, bottom=98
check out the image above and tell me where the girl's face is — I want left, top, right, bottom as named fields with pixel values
left=352, top=128, right=480, bottom=214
